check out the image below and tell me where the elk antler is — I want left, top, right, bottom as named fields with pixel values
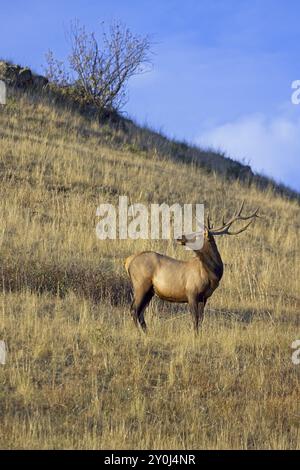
left=206, top=213, right=214, bottom=230
left=209, top=201, right=260, bottom=236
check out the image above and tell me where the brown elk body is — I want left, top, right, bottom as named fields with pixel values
left=125, top=202, right=259, bottom=333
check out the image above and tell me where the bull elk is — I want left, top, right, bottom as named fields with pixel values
left=125, top=201, right=260, bottom=333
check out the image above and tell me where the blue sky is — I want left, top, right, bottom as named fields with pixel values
left=1, top=0, right=300, bottom=191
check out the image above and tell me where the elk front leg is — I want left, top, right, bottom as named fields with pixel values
left=188, top=296, right=199, bottom=334
left=197, top=300, right=205, bottom=331
left=188, top=296, right=205, bottom=334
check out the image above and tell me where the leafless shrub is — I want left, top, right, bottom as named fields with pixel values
left=45, top=20, right=152, bottom=119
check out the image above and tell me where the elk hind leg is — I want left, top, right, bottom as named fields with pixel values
left=131, top=287, right=154, bottom=333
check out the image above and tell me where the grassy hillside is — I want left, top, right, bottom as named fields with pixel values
left=0, top=87, right=299, bottom=449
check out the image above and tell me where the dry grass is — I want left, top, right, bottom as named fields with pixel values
left=0, top=89, right=299, bottom=449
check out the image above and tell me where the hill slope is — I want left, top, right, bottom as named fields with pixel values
left=0, top=87, right=299, bottom=449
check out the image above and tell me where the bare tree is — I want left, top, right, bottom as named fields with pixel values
left=45, top=20, right=152, bottom=118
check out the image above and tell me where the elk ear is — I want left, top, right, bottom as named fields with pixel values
left=176, top=235, right=187, bottom=245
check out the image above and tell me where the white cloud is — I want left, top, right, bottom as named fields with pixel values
left=196, top=112, right=300, bottom=191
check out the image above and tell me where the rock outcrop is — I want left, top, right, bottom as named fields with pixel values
left=0, top=61, right=48, bottom=89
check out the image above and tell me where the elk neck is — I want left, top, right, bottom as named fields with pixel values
left=194, top=235, right=224, bottom=282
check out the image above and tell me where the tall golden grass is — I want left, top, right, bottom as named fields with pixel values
left=0, top=89, right=299, bottom=449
